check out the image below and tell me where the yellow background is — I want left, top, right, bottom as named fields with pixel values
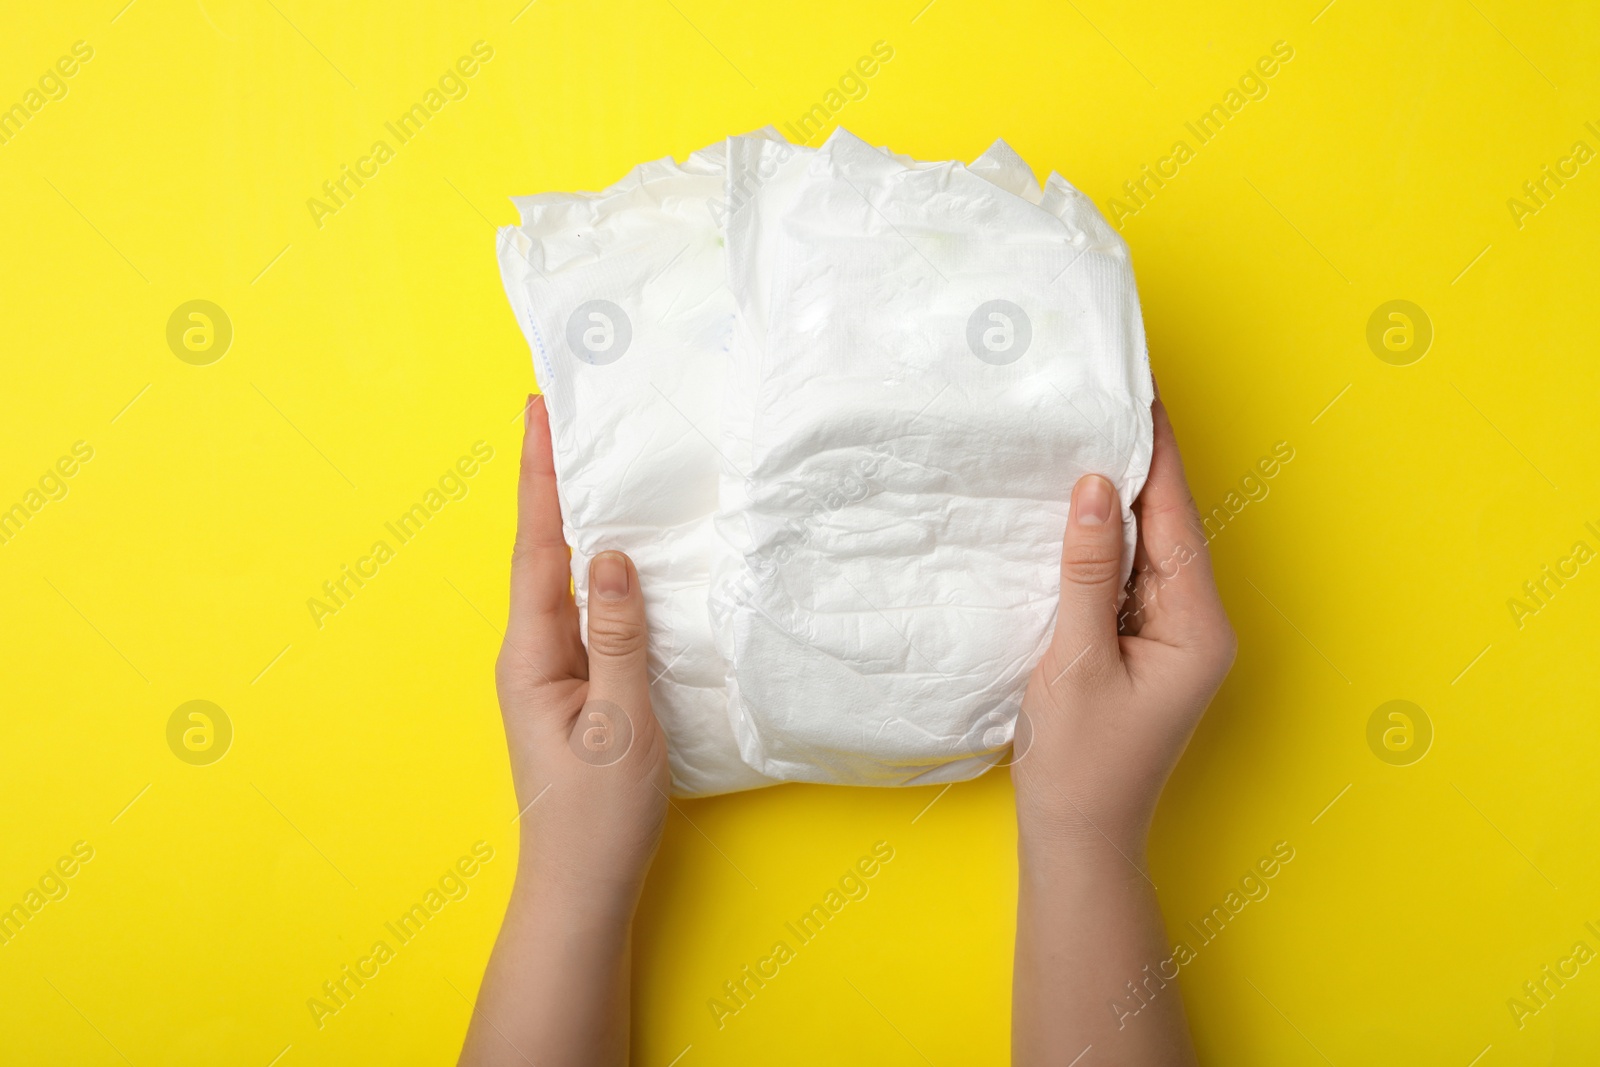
left=3, top=0, right=1598, bottom=1063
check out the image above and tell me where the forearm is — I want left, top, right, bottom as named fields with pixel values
left=1013, top=829, right=1198, bottom=1066
left=459, top=866, right=636, bottom=1067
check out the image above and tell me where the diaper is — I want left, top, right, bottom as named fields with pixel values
left=496, top=128, right=1152, bottom=794
left=707, top=129, right=1153, bottom=786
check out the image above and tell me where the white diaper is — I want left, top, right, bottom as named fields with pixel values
left=708, top=129, right=1153, bottom=786
left=496, top=129, right=1151, bottom=794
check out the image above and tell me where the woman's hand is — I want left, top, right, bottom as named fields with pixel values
left=1011, top=395, right=1234, bottom=1066
left=1013, top=395, right=1235, bottom=855
left=460, top=394, right=668, bottom=1067
left=494, top=394, right=668, bottom=899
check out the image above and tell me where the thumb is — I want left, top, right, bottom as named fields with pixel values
left=1045, top=475, right=1126, bottom=684
left=578, top=550, right=654, bottom=763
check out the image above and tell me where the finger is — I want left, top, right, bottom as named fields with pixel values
left=504, top=394, right=583, bottom=681
left=1042, top=473, right=1127, bottom=685
left=581, top=551, right=656, bottom=755
left=1129, top=398, right=1226, bottom=638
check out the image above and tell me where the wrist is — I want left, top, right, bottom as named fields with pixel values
left=510, top=856, right=643, bottom=932
left=1018, top=823, right=1148, bottom=884
left=1013, top=790, right=1150, bottom=877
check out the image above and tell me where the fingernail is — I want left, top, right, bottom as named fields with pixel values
left=592, top=551, right=629, bottom=600
left=525, top=393, right=535, bottom=428
left=1073, top=475, right=1113, bottom=526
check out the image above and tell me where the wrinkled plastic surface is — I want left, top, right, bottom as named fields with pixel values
left=498, top=128, right=1152, bottom=794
